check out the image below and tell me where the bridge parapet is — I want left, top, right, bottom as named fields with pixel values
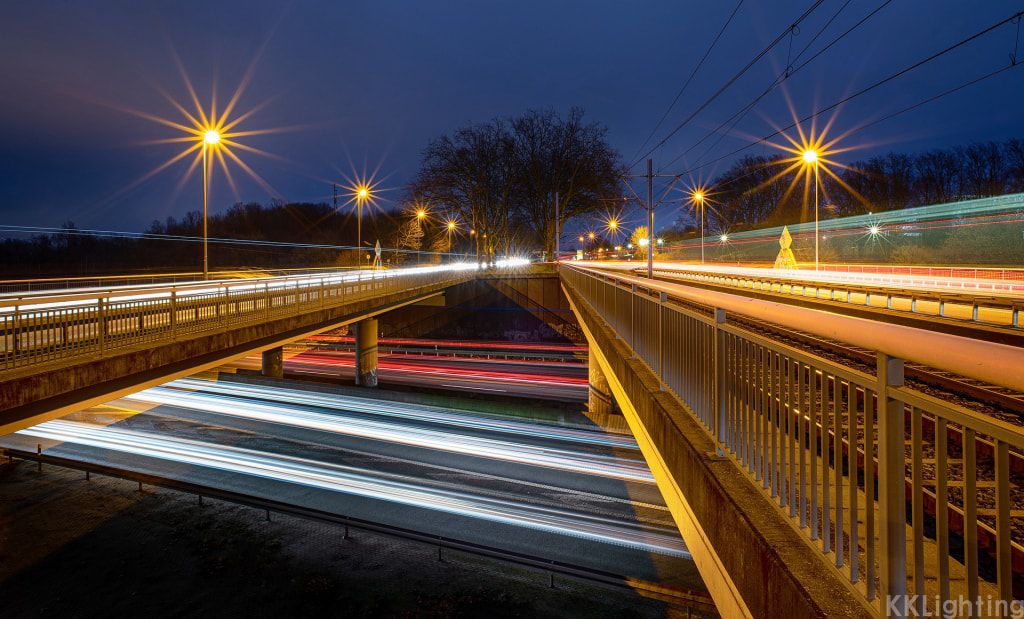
left=561, top=264, right=1024, bottom=617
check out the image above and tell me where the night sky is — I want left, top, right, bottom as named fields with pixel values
left=1, top=1, right=1021, bottom=232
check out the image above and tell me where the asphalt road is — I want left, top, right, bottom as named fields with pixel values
left=2, top=376, right=699, bottom=590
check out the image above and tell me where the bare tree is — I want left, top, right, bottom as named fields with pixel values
left=509, top=108, right=624, bottom=257
left=409, top=108, right=623, bottom=259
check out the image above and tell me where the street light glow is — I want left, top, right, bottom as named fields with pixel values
left=720, top=234, right=729, bottom=242
left=447, top=220, right=457, bottom=231
left=204, top=129, right=221, bottom=145
left=416, top=209, right=427, bottom=220
left=869, top=224, right=880, bottom=235
left=802, top=149, right=818, bottom=164
left=692, top=191, right=704, bottom=203
left=638, top=237, right=649, bottom=247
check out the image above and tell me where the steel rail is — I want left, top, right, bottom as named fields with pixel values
left=0, top=266, right=477, bottom=373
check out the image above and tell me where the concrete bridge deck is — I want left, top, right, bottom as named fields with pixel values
left=0, top=266, right=478, bottom=433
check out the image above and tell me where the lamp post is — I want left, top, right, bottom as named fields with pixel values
left=350, top=184, right=372, bottom=267
left=202, top=129, right=220, bottom=279
left=691, top=191, right=705, bottom=264
left=802, top=149, right=820, bottom=270
left=446, top=220, right=457, bottom=263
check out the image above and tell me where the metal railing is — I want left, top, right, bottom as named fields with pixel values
left=646, top=267, right=1024, bottom=329
left=562, top=265, right=1024, bottom=615
left=0, top=266, right=476, bottom=374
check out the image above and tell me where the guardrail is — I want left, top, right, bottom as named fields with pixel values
left=562, top=265, right=1024, bottom=615
left=646, top=267, right=1024, bottom=329
left=0, top=266, right=476, bottom=374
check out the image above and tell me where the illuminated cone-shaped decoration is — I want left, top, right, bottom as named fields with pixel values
left=774, top=226, right=798, bottom=269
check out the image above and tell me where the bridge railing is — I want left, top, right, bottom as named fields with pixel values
left=0, top=266, right=475, bottom=374
left=561, top=265, right=1024, bottom=615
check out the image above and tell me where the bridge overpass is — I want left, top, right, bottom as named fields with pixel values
left=0, top=265, right=481, bottom=433
left=7, top=258, right=1024, bottom=616
left=561, top=263, right=1024, bottom=617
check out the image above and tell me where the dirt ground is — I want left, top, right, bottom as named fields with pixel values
left=0, top=460, right=712, bottom=618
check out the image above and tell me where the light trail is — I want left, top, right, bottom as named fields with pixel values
left=0, top=263, right=483, bottom=313
left=16, top=419, right=687, bottom=558
left=125, top=381, right=649, bottom=482
left=590, top=260, right=1024, bottom=297
left=153, top=378, right=630, bottom=449
left=309, top=335, right=587, bottom=353
left=286, top=351, right=589, bottom=389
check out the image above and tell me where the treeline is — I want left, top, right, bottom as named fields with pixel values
left=675, top=138, right=1024, bottom=234
left=0, top=201, right=453, bottom=278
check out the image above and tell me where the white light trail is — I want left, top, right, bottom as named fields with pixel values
left=17, top=419, right=687, bottom=558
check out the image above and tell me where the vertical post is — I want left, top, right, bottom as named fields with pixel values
left=203, top=143, right=209, bottom=280
left=97, top=297, right=106, bottom=354
left=261, top=346, right=284, bottom=379
left=714, top=308, right=727, bottom=455
left=659, top=292, right=667, bottom=389
left=646, top=159, right=654, bottom=279
left=355, top=317, right=379, bottom=388
left=554, top=191, right=559, bottom=262
left=814, top=161, right=820, bottom=271
left=587, top=348, right=613, bottom=417
left=877, top=352, right=907, bottom=613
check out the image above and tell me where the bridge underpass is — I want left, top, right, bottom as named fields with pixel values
left=0, top=266, right=477, bottom=434
left=561, top=264, right=1024, bottom=618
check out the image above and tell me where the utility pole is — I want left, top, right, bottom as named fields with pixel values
left=332, top=183, right=338, bottom=211
left=554, top=191, right=559, bottom=262
left=646, top=159, right=654, bottom=278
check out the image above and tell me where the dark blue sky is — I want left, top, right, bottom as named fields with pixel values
left=1, top=1, right=1021, bottom=232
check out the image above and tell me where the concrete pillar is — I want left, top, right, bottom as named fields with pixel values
left=588, top=347, right=613, bottom=415
left=354, top=317, right=379, bottom=388
left=261, top=346, right=284, bottom=379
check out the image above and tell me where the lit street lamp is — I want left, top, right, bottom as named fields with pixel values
left=354, top=184, right=373, bottom=263
left=446, top=219, right=457, bottom=262
left=802, top=149, right=820, bottom=270
left=202, top=129, right=220, bottom=278
left=691, top=190, right=706, bottom=264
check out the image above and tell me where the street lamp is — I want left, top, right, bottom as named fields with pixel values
left=691, top=190, right=706, bottom=264
left=446, top=219, right=457, bottom=262
left=201, top=129, right=221, bottom=279
left=353, top=184, right=373, bottom=262
left=802, top=149, right=820, bottom=270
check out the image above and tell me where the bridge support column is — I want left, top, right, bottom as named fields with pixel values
left=355, top=317, right=379, bottom=388
left=261, top=346, right=284, bottom=379
left=588, top=347, right=614, bottom=415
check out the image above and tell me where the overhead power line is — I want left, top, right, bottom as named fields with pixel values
left=661, top=0, right=894, bottom=174
left=664, top=10, right=1024, bottom=182
left=629, top=0, right=828, bottom=170
left=629, top=0, right=745, bottom=163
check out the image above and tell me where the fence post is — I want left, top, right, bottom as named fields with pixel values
left=714, top=308, right=727, bottom=456
left=97, top=297, right=106, bottom=355
left=630, top=284, right=637, bottom=356
left=659, top=292, right=667, bottom=389
left=877, top=352, right=907, bottom=613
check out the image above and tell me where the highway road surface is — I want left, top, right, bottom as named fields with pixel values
left=227, top=342, right=589, bottom=402
left=1, top=377, right=698, bottom=589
